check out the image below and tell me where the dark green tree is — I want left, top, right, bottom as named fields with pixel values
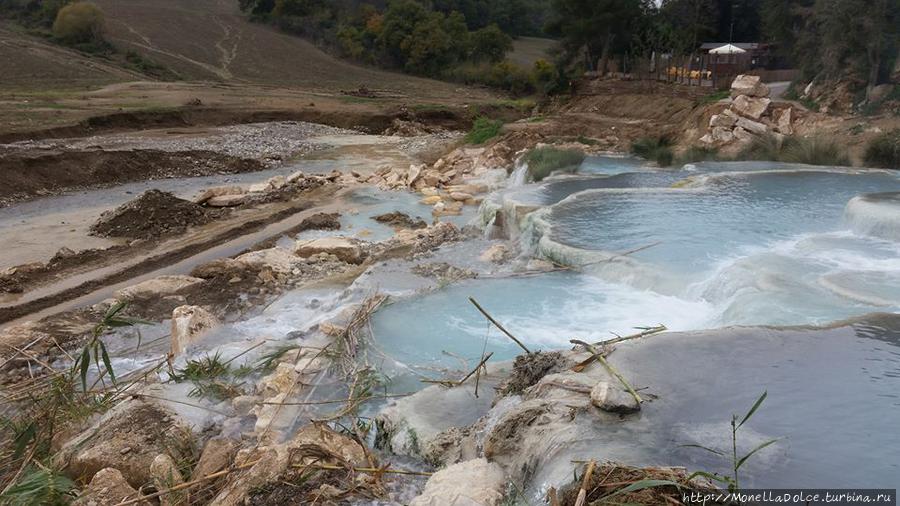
left=469, top=23, right=513, bottom=63
left=547, top=0, right=645, bottom=72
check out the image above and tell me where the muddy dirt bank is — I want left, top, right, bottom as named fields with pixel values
left=0, top=148, right=266, bottom=206
left=0, top=105, right=478, bottom=144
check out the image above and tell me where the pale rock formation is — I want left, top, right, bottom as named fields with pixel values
left=170, top=305, right=219, bottom=356
left=409, top=458, right=508, bottom=506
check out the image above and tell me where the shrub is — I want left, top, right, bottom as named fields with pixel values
left=464, top=116, right=503, bottom=144
left=677, top=146, right=719, bottom=165
left=864, top=129, right=900, bottom=169
left=631, top=136, right=674, bottom=167
left=469, top=23, right=512, bottom=63
left=52, top=1, right=104, bottom=44
left=531, top=59, right=561, bottom=96
left=740, top=134, right=850, bottom=166
left=781, top=136, right=850, bottom=166
left=738, top=134, right=782, bottom=161
left=523, top=146, right=585, bottom=182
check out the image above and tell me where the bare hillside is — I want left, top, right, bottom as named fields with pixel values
left=0, top=24, right=142, bottom=90
left=92, top=0, right=474, bottom=98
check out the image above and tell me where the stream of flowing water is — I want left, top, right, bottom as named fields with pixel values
left=369, top=156, right=900, bottom=491
left=79, top=152, right=900, bottom=495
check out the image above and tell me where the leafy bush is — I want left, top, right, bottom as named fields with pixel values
left=469, top=23, right=512, bottom=63
left=465, top=117, right=503, bottom=144
left=52, top=1, right=104, bottom=44
left=864, top=129, right=900, bottom=169
left=631, top=136, right=674, bottom=167
left=740, top=134, right=850, bottom=166
left=445, top=60, right=535, bottom=96
left=523, top=146, right=585, bottom=181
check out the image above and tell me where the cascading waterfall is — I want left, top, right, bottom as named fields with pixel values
left=491, top=161, right=900, bottom=331
left=509, top=158, right=529, bottom=187
left=843, top=192, right=900, bottom=241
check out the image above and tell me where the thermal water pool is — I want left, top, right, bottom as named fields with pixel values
left=370, top=158, right=900, bottom=490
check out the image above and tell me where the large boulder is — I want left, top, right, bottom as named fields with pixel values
left=775, top=107, right=794, bottom=135
left=409, top=458, right=508, bottom=506
left=170, top=305, right=219, bottom=356
left=59, top=401, right=192, bottom=489
left=294, top=237, right=366, bottom=264
left=731, top=95, right=771, bottom=119
left=730, top=74, right=770, bottom=98
left=735, top=116, right=769, bottom=135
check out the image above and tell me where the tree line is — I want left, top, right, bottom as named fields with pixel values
left=238, top=0, right=562, bottom=94
left=549, top=0, right=898, bottom=99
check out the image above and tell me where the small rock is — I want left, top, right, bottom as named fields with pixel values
left=73, top=467, right=150, bottom=506
left=170, top=305, right=219, bottom=356
left=590, top=381, right=640, bottom=414
left=421, top=195, right=443, bottom=205
left=287, top=170, right=305, bottom=183
left=192, top=437, right=239, bottom=481
left=150, top=454, right=186, bottom=506
left=449, top=192, right=473, bottom=201
left=258, top=362, right=298, bottom=397
left=294, top=237, right=366, bottom=264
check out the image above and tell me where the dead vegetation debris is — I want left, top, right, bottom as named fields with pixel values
left=499, top=351, right=566, bottom=396
left=556, top=462, right=724, bottom=506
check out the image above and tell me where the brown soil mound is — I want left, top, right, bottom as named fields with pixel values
left=91, top=189, right=218, bottom=240
left=499, top=351, right=566, bottom=395
left=372, top=211, right=427, bottom=229
left=0, top=148, right=265, bottom=206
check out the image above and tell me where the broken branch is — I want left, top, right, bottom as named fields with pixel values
left=468, top=297, right=530, bottom=354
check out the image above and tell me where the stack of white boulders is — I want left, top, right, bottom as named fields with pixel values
left=701, top=74, right=794, bottom=147
left=351, top=145, right=509, bottom=216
